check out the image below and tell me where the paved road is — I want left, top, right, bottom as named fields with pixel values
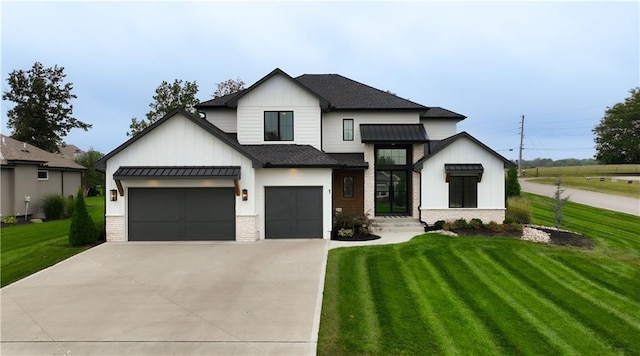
left=1, top=240, right=328, bottom=355
left=520, top=179, right=640, bottom=216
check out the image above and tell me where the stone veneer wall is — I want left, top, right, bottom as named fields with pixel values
left=105, top=215, right=125, bottom=242
left=421, top=208, right=506, bottom=225
left=363, top=145, right=375, bottom=217
left=236, top=215, right=258, bottom=241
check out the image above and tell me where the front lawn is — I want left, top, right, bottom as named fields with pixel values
left=1, top=196, right=105, bottom=287
left=318, top=195, right=640, bottom=355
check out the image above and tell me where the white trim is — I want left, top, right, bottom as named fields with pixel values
left=37, top=170, right=49, bottom=181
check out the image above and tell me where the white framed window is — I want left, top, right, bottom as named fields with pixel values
left=37, top=170, right=49, bottom=181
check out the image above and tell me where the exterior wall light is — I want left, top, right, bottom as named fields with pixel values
left=110, top=189, right=118, bottom=202
left=242, top=189, right=248, bottom=201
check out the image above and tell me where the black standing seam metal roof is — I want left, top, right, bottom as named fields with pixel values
left=445, top=164, right=484, bottom=174
left=113, top=166, right=241, bottom=179
left=360, top=124, right=428, bottom=143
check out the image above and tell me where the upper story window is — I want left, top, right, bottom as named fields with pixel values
left=343, top=119, right=354, bottom=141
left=37, top=170, right=49, bottom=180
left=264, top=111, right=293, bottom=141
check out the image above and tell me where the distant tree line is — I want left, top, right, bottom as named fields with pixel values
left=520, top=158, right=598, bottom=169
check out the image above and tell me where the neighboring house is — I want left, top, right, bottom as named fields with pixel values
left=58, top=144, right=86, bottom=161
left=1, top=135, right=85, bottom=219
left=96, top=68, right=514, bottom=242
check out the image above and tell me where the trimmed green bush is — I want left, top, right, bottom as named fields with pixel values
left=68, top=187, right=97, bottom=246
left=433, top=220, right=445, bottom=230
left=506, top=167, right=521, bottom=196
left=333, top=213, right=373, bottom=234
left=43, top=195, right=66, bottom=220
left=506, top=196, right=532, bottom=224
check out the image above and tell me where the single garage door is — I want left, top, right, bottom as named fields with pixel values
left=129, top=188, right=235, bottom=241
left=265, top=186, right=323, bottom=239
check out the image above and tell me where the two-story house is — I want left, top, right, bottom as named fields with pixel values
left=96, top=68, right=514, bottom=242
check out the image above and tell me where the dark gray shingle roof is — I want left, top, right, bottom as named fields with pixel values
left=326, top=153, right=369, bottom=169
left=296, top=74, right=428, bottom=110
left=113, top=166, right=241, bottom=179
left=242, top=145, right=340, bottom=168
left=360, top=124, right=428, bottom=143
left=421, top=107, right=466, bottom=119
left=414, top=132, right=516, bottom=169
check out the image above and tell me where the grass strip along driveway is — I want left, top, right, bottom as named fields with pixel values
left=318, top=195, right=640, bottom=355
left=1, top=196, right=104, bottom=287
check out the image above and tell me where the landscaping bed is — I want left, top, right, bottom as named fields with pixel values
left=331, top=232, right=381, bottom=241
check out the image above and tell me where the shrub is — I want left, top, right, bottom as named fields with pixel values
left=469, top=218, right=483, bottom=229
left=486, top=221, right=504, bottom=233
left=333, top=212, right=372, bottom=234
left=453, top=218, right=469, bottom=230
left=433, top=220, right=445, bottom=230
left=69, top=187, right=97, bottom=246
left=506, top=197, right=532, bottom=224
left=337, top=228, right=354, bottom=238
left=505, top=168, right=521, bottom=197
left=2, top=215, right=16, bottom=224
left=43, top=195, right=66, bottom=220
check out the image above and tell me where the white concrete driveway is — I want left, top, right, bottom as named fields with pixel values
left=1, top=240, right=329, bottom=355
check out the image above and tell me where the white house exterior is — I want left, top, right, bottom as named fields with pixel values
left=96, top=68, right=514, bottom=242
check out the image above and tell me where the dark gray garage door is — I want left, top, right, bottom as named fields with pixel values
left=129, top=188, right=235, bottom=241
left=265, top=186, right=323, bottom=239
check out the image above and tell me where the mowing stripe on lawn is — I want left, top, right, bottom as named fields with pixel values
left=366, top=248, right=439, bottom=354
left=518, top=252, right=640, bottom=330
left=395, top=248, right=459, bottom=355
left=510, top=252, right=640, bottom=354
left=476, top=250, right=614, bottom=354
left=428, top=244, right=531, bottom=354
left=410, top=249, right=502, bottom=354
left=452, top=249, right=574, bottom=355
left=335, top=250, right=382, bottom=353
left=536, top=253, right=638, bottom=307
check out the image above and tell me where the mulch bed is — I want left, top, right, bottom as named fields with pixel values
left=331, top=233, right=382, bottom=241
left=534, top=227, right=594, bottom=248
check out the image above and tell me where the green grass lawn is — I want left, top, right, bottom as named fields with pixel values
left=527, top=177, right=640, bottom=198
left=1, top=196, right=105, bottom=287
left=522, top=164, right=640, bottom=178
left=318, top=195, right=640, bottom=355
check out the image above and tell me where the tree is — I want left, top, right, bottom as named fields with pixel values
left=213, top=77, right=245, bottom=98
left=127, top=79, right=199, bottom=136
left=68, top=187, right=97, bottom=246
left=505, top=168, right=521, bottom=197
left=593, top=87, right=640, bottom=164
left=552, top=178, right=570, bottom=228
left=2, top=62, right=91, bottom=153
left=75, top=149, right=105, bottom=193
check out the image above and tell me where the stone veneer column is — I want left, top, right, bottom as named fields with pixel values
left=105, top=215, right=125, bottom=242
left=236, top=215, right=258, bottom=241
left=363, top=145, right=375, bottom=217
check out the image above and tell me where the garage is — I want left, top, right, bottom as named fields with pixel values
left=129, top=188, right=235, bottom=241
left=265, top=186, right=323, bottom=239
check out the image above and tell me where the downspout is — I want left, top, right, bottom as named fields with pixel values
left=416, top=140, right=432, bottom=232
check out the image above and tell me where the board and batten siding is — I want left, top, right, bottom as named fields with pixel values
left=104, top=113, right=256, bottom=223
left=255, top=168, right=333, bottom=240
left=421, top=136, right=506, bottom=210
left=322, top=111, right=421, bottom=153
left=236, top=74, right=321, bottom=149
left=421, top=119, right=458, bottom=141
left=203, top=108, right=237, bottom=133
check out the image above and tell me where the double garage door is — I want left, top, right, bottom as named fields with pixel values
left=128, top=186, right=322, bottom=241
left=129, top=188, right=235, bottom=241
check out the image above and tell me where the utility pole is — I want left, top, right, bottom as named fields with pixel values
left=518, top=115, right=525, bottom=177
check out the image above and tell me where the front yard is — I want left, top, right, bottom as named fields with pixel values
left=318, top=194, right=640, bottom=355
left=1, top=196, right=105, bottom=287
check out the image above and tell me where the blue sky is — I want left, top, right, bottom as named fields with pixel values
left=1, top=1, right=638, bottom=160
